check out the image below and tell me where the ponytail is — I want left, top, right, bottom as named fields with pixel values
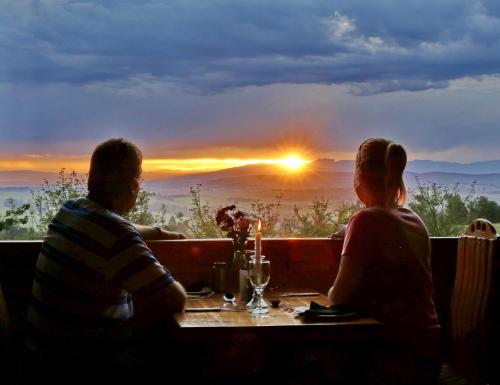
left=384, top=142, right=407, bottom=205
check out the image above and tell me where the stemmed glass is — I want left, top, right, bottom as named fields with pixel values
left=246, top=253, right=268, bottom=310
left=248, top=259, right=271, bottom=316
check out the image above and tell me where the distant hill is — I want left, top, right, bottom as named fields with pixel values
left=0, top=170, right=58, bottom=187
left=3, top=158, right=500, bottom=193
left=144, top=159, right=500, bottom=203
left=145, top=160, right=355, bottom=194
left=2, top=160, right=500, bottom=213
left=407, top=160, right=500, bottom=174
left=307, top=159, right=355, bottom=172
left=292, top=158, right=500, bottom=174
left=403, top=172, right=500, bottom=196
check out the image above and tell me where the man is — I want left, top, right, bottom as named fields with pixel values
left=26, top=138, right=186, bottom=363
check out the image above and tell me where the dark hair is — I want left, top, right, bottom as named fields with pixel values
left=356, top=138, right=407, bottom=206
left=88, top=138, right=142, bottom=205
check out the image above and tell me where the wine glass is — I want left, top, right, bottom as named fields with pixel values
left=246, top=253, right=268, bottom=310
left=248, top=260, right=271, bottom=316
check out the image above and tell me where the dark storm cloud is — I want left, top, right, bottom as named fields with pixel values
left=2, top=0, right=500, bottom=162
left=2, top=0, right=500, bottom=94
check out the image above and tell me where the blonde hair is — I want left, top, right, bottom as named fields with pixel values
left=355, top=138, right=407, bottom=206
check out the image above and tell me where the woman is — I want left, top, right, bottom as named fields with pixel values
left=328, top=138, right=442, bottom=385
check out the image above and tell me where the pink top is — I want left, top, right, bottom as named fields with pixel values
left=332, top=206, right=441, bottom=346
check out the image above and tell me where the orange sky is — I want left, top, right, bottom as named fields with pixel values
left=0, top=144, right=357, bottom=177
left=0, top=151, right=348, bottom=178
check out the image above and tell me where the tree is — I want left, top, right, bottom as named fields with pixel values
left=30, top=168, right=161, bottom=236
left=293, top=198, right=335, bottom=237
left=0, top=199, right=31, bottom=238
left=333, top=201, right=361, bottom=230
left=124, top=190, right=170, bottom=227
left=408, top=180, right=461, bottom=236
left=292, top=197, right=359, bottom=237
left=125, top=189, right=156, bottom=225
left=31, top=169, right=87, bottom=235
left=186, top=184, right=222, bottom=238
left=445, top=192, right=469, bottom=226
left=467, top=196, right=500, bottom=223
left=250, top=193, right=284, bottom=237
left=407, top=179, right=494, bottom=236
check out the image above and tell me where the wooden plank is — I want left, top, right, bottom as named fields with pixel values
left=175, top=294, right=382, bottom=343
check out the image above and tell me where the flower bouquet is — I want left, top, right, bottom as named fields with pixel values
left=216, top=205, right=258, bottom=299
left=215, top=205, right=258, bottom=266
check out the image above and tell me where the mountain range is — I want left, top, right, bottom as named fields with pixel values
left=2, top=159, right=500, bottom=196
left=137, top=159, right=500, bottom=205
left=2, top=159, right=500, bottom=211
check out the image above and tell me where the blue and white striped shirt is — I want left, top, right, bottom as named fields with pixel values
left=27, top=197, right=175, bottom=347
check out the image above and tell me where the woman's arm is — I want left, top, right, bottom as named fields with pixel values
left=328, top=211, right=374, bottom=305
left=328, top=253, right=365, bottom=305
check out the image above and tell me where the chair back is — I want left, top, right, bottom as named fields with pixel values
left=449, top=218, right=498, bottom=385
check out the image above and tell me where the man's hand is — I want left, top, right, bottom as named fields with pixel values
left=130, top=281, right=187, bottom=329
left=158, top=229, right=186, bottom=240
left=134, top=224, right=187, bottom=240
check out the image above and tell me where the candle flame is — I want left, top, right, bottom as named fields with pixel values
left=257, top=219, right=261, bottom=231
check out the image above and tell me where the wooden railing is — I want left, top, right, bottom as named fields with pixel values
left=0, top=237, right=463, bottom=345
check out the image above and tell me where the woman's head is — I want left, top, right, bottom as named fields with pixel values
left=354, top=138, right=407, bottom=207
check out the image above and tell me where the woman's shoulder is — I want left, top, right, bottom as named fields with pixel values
left=394, top=206, right=428, bottom=224
left=347, top=207, right=388, bottom=230
left=349, top=207, right=428, bottom=234
left=350, top=207, right=391, bottom=221
left=393, top=207, right=430, bottom=237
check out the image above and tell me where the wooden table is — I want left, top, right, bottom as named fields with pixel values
left=173, top=294, right=383, bottom=381
left=174, top=294, right=382, bottom=343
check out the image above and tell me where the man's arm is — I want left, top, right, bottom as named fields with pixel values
left=130, top=281, right=187, bottom=329
left=134, top=224, right=186, bottom=240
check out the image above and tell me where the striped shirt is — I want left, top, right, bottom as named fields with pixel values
left=27, top=197, right=175, bottom=348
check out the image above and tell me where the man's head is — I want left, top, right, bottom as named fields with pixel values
left=88, top=138, right=143, bottom=214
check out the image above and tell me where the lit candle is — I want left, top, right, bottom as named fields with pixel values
left=255, top=219, right=262, bottom=261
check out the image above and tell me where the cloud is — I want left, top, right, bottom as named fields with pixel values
left=349, top=79, right=450, bottom=96
left=1, top=0, right=500, bottom=94
left=1, top=0, right=500, bottom=164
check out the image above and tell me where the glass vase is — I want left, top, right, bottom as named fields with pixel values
left=235, top=249, right=253, bottom=305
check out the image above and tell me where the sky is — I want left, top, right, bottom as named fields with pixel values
left=1, top=0, right=500, bottom=175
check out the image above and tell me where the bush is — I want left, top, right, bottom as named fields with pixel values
left=0, top=198, right=31, bottom=239
left=409, top=178, right=500, bottom=236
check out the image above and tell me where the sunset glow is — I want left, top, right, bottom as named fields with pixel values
left=144, top=158, right=272, bottom=172
left=280, top=156, right=307, bottom=171
left=0, top=153, right=314, bottom=177
left=145, top=155, right=311, bottom=174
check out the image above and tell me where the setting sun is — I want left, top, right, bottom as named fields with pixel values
left=280, top=156, right=307, bottom=171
